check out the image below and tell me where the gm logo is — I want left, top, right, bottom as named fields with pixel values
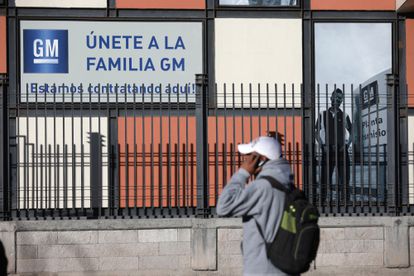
left=23, top=29, right=68, bottom=73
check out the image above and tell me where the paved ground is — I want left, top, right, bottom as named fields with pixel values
left=306, top=266, right=414, bottom=275
left=10, top=267, right=414, bottom=276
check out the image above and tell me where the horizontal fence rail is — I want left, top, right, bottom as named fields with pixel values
left=1, top=77, right=413, bottom=219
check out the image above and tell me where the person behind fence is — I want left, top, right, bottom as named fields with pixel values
left=315, top=88, right=352, bottom=202
left=216, top=135, right=295, bottom=275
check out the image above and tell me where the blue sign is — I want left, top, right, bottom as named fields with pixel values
left=23, top=29, right=68, bottom=73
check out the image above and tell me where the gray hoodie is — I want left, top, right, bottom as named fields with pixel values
left=216, top=158, right=293, bottom=276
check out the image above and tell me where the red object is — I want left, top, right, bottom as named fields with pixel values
left=311, top=0, right=395, bottom=11
left=0, top=16, right=6, bottom=73
left=407, top=20, right=414, bottom=107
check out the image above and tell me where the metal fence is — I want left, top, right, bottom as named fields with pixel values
left=0, top=74, right=413, bottom=220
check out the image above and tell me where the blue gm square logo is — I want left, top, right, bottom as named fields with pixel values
left=24, top=29, right=68, bottom=73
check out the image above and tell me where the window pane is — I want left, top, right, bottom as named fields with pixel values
left=314, top=23, right=392, bottom=204
left=219, top=0, right=297, bottom=6
left=215, top=19, right=302, bottom=108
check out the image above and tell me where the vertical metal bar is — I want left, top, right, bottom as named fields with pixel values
left=44, top=141, right=48, bottom=210
left=195, top=74, right=208, bottom=217
left=275, top=84, right=278, bottom=133
left=48, top=144, right=52, bottom=210
left=185, top=86, right=189, bottom=207
left=64, top=144, right=68, bottom=210
left=215, top=84, right=219, bottom=202
left=368, top=83, right=372, bottom=210
left=333, top=84, right=339, bottom=212
left=90, top=133, right=103, bottom=217
left=301, top=83, right=308, bottom=197
left=359, top=85, right=364, bottom=209
left=376, top=83, right=380, bottom=210
left=35, top=87, right=39, bottom=212
left=283, top=84, right=287, bottom=158
left=89, top=82, right=93, bottom=213
left=223, top=84, right=227, bottom=187
left=191, top=143, right=195, bottom=208
left=81, top=144, right=84, bottom=211
left=215, top=142, right=218, bottom=205
left=241, top=84, right=244, bottom=144
left=232, top=83, right=236, bottom=176
left=176, top=85, right=181, bottom=208
left=134, top=141, right=137, bottom=212
left=141, top=89, right=146, bottom=212
left=158, top=143, right=162, bottom=208
left=168, top=91, right=172, bottom=209
left=71, top=88, right=75, bottom=213
left=16, top=78, right=21, bottom=213
left=167, top=142, right=171, bottom=208
left=126, top=143, right=129, bottom=211
left=133, top=85, right=138, bottom=212
left=174, top=143, right=178, bottom=208
left=81, top=80, right=85, bottom=213
left=24, top=139, right=28, bottom=211
left=150, top=85, right=154, bottom=213
left=351, top=84, right=356, bottom=211
left=342, top=84, right=348, bottom=210
left=159, top=86, right=163, bottom=210
left=258, top=83, right=261, bottom=135
left=325, top=84, right=331, bottom=209
left=30, top=145, right=34, bottom=211
left=150, top=140, right=154, bottom=209
left=40, top=145, right=43, bottom=209
left=386, top=74, right=399, bottom=214
left=116, top=144, right=121, bottom=216
left=56, top=145, right=60, bottom=210
left=182, top=144, right=186, bottom=208
left=292, top=84, right=296, bottom=187
left=0, top=76, right=8, bottom=218
left=72, top=144, right=76, bottom=210
left=249, top=83, right=253, bottom=141
left=316, top=84, right=321, bottom=207
left=125, top=89, right=129, bottom=213
left=266, top=83, right=270, bottom=134
left=106, top=81, right=111, bottom=216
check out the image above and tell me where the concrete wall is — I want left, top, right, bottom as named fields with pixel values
left=1, top=217, right=414, bottom=275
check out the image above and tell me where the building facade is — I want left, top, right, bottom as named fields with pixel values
left=1, top=0, right=414, bottom=274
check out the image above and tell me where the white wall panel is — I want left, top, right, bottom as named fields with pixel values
left=15, top=0, right=106, bottom=8
left=17, top=117, right=108, bottom=209
left=215, top=18, right=302, bottom=108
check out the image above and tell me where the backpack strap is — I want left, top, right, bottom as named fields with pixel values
left=259, top=175, right=292, bottom=194
left=253, top=176, right=293, bottom=252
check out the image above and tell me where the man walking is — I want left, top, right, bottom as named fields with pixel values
left=216, top=135, right=294, bottom=276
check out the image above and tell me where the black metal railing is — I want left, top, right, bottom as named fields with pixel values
left=1, top=74, right=413, bottom=219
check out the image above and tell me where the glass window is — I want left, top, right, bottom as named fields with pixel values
left=314, top=23, right=392, bottom=203
left=219, top=0, right=298, bottom=6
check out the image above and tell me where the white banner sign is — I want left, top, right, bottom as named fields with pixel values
left=20, top=21, right=203, bottom=102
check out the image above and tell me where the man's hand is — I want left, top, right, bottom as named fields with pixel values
left=240, top=154, right=260, bottom=175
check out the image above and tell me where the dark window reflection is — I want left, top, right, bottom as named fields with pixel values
left=314, top=23, right=392, bottom=205
left=220, top=0, right=297, bottom=6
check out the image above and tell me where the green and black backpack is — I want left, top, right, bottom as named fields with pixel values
left=258, top=176, right=320, bottom=275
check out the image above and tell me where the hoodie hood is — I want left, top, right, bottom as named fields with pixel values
left=257, top=158, right=293, bottom=186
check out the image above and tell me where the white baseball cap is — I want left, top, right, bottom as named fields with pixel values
left=238, top=136, right=282, bottom=160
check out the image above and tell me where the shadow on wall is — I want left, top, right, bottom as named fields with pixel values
left=0, top=240, right=7, bottom=275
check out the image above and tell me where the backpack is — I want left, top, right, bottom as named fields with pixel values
left=258, top=176, right=320, bottom=274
